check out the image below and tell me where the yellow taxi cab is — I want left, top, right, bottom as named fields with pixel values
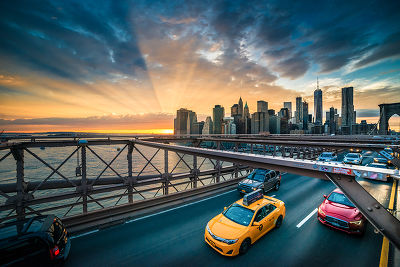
left=204, top=189, right=285, bottom=256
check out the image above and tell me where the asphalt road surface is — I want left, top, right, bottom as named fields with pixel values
left=66, top=158, right=393, bottom=267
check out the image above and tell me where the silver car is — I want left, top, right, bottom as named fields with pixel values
left=343, top=153, right=363, bottom=165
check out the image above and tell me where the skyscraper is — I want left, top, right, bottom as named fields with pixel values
left=284, top=102, right=292, bottom=118
left=329, top=107, right=336, bottom=134
left=186, top=111, right=197, bottom=134
left=213, top=105, right=225, bottom=134
left=243, top=102, right=250, bottom=133
left=257, top=100, right=268, bottom=113
left=251, top=112, right=269, bottom=134
left=202, top=116, right=213, bottom=135
left=302, top=101, right=308, bottom=130
left=314, top=79, right=323, bottom=125
left=231, top=104, right=239, bottom=116
left=238, top=97, right=243, bottom=117
left=296, top=97, right=303, bottom=124
left=341, top=87, right=354, bottom=134
left=175, top=108, right=191, bottom=135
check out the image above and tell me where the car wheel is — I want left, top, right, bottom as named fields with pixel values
left=274, top=182, right=280, bottom=191
left=239, top=238, right=251, bottom=255
left=275, top=216, right=283, bottom=229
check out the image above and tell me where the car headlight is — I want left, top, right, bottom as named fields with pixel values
left=349, top=220, right=363, bottom=225
left=318, top=206, right=325, bottom=216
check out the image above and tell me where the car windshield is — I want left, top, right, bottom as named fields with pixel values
left=247, top=170, right=266, bottom=182
left=327, top=192, right=355, bottom=207
left=223, top=203, right=255, bottom=226
left=320, top=153, right=333, bottom=157
left=346, top=153, right=359, bottom=159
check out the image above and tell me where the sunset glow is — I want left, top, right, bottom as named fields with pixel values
left=0, top=1, right=399, bottom=133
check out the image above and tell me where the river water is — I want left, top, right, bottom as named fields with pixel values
left=0, top=143, right=237, bottom=219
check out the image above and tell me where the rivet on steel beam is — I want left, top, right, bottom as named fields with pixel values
left=367, top=207, right=373, bottom=212
left=374, top=204, right=380, bottom=209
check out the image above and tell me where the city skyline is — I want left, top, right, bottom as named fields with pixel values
left=1, top=0, right=400, bottom=133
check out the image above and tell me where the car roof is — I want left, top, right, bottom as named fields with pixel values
left=346, top=153, right=360, bottom=156
left=235, top=196, right=280, bottom=211
left=0, top=215, right=55, bottom=242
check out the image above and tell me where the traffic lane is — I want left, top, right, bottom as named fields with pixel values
left=66, top=174, right=389, bottom=267
left=66, top=174, right=329, bottom=266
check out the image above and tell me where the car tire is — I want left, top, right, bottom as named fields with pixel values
left=274, top=182, right=280, bottom=191
left=275, top=216, right=283, bottom=229
left=239, top=238, right=251, bottom=255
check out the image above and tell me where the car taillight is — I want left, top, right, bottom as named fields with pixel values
left=50, top=246, right=60, bottom=260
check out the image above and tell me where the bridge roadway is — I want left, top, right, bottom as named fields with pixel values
left=66, top=172, right=392, bottom=266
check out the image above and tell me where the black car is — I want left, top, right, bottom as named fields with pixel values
left=0, top=215, right=70, bottom=266
left=237, top=169, right=281, bottom=194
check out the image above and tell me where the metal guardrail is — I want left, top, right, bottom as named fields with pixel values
left=1, top=137, right=399, bottom=248
left=0, top=140, right=250, bottom=225
left=63, top=176, right=245, bottom=234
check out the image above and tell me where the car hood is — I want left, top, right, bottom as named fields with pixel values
left=208, top=214, right=247, bottom=239
left=321, top=200, right=360, bottom=220
left=239, top=179, right=263, bottom=187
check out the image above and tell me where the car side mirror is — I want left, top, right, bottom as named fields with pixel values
left=323, top=195, right=327, bottom=199
left=252, top=222, right=260, bottom=226
left=224, top=207, right=227, bottom=210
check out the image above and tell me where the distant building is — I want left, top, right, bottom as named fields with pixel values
left=257, top=101, right=268, bottom=113
left=314, top=85, right=323, bottom=125
left=296, top=97, right=303, bottom=124
left=238, top=97, right=244, bottom=118
left=192, top=121, right=204, bottom=135
left=269, top=115, right=281, bottom=134
left=284, top=102, right=292, bottom=118
left=202, top=116, right=213, bottom=135
left=231, top=104, right=239, bottom=116
left=243, top=102, right=251, bottom=133
left=186, top=111, right=197, bottom=134
left=223, top=117, right=236, bottom=134
left=279, top=108, right=289, bottom=134
left=243, top=102, right=250, bottom=118
left=251, top=112, right=269, bottom=134
left=268, top=109, right=275, bottom=116
left=329, top=107, right=336, bottom=134
left=341, top=87, right=354, bottom=134
left=302, top=101, right=309, bottom=130
left=174, top=108, right=191, bottom=135
left=213, top=105, right=225, bottom=134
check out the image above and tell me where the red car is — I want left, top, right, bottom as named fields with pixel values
left=317, top=189, right=366, bottom=234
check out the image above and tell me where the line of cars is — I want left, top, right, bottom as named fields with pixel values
left=317, top=148, right=395, bottom=182
left=205, top=168, right=369, bottom=257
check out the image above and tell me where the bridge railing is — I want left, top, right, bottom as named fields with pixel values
left=0, top=140, right=250, bottom=224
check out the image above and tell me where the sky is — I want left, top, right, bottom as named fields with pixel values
left=0, top=0, right=400, bottom=133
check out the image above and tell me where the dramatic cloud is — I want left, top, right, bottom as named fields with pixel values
left=0, top=0, right=399, bottom=131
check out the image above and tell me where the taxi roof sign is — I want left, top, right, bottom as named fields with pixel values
left=380, top=150, right=394, bottom=160
left=243, top=189, right=263, bottom=206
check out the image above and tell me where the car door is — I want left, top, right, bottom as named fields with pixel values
left=264, top=204, right=278, bottom=232
left=249, top=206, right=268, bottom=242
left=267, top=171, right=276, bottom=191
left=263, top=172, right=271, bottom=191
